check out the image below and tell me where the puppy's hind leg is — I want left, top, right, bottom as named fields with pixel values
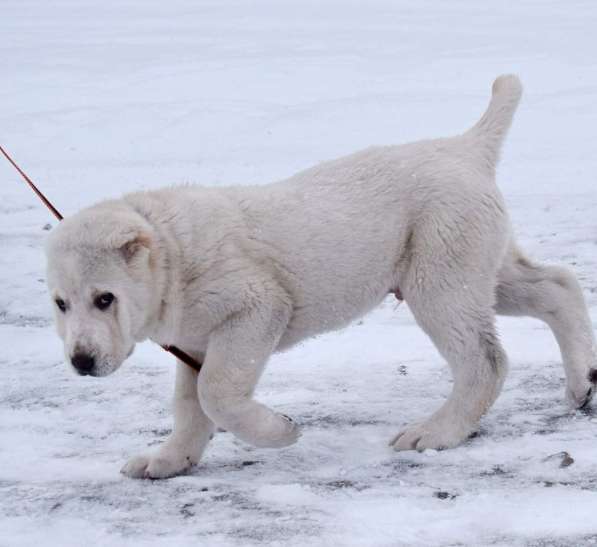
left=496, top=244, right=597, bottom=408
left=391, top=283, right=507, bottom=451
left=391, top=212, right=509, bottom=451
left=121, top=358, right=215, bottom=479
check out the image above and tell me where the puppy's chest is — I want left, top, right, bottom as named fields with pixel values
left=150, top=323, right=210, bottom=359
left=150, top=282, right=238, bottom=355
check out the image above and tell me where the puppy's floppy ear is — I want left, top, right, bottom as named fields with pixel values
left=120, top=232, right=152, bottom=263
left=107, top=227, right=152, bottom=263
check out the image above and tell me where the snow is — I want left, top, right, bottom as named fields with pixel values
left=2, top=1, right=597, bottom=545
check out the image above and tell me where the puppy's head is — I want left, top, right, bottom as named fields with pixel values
left=45, top=202, right=159, bottom=377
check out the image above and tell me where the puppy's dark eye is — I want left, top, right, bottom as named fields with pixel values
left=55, top=298, right=67, bottom=313
left=94, top=292, right=115, bottom=311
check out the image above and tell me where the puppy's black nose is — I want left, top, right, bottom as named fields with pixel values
left=71, top=353, right=95, bottom=374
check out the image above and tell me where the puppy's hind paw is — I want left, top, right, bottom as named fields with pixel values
left=390, top=419, right=472, bottom=452
left=566, top=371, right=597, bottom=410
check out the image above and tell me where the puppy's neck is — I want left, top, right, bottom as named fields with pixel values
left=127, top=200, right=185, bottom=346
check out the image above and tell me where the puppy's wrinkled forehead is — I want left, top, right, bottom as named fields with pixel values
left=45, top=202, right=152, bottom=292
left=46, top=244, right=126, bottom=295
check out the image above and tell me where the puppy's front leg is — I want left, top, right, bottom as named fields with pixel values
left=198, top=301, right=299, bottom=448
left=121, top=358, right=214, bottom=479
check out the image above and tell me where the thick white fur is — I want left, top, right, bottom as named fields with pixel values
left=45, top=75, right=597, bottom=479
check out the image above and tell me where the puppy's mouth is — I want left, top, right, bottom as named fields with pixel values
left=81, top=361, right=116, bottom=378
left=69, top=344, right=135, bottom=378
left=72, top=361, right=103, bottom=378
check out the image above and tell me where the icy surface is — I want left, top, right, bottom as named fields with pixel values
left=2, top=1, right=597, bottom=546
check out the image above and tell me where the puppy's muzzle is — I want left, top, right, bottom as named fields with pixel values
left=71, top=352, right=95, bottom=375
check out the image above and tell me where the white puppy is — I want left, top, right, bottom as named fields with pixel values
left=45, top=75, right=596, bottom=479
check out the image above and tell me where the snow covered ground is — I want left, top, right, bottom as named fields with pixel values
left=2, top=1, right=597, bottom=545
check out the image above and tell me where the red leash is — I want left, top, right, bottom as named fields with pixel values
left=0, top=146, right=64, bottom=221
left=0, top=145, right=203, bottom=373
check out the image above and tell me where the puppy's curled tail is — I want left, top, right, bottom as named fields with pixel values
left=466, top=74, right=523, bottom=167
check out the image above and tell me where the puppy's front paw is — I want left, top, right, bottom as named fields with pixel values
left=389, top=419, right=472, bottom=452
left=120, top=451, right=193, bottom=479
left=252, top=413, right=301, bottom=448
